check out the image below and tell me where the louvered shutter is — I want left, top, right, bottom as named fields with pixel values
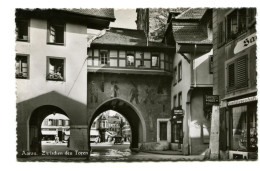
left=228, top=63, right=235, bottom=89
left=237, top=56, right=248, bottom=88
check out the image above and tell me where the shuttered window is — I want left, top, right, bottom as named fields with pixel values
left=227, top=55, right=248, bottom=91
left=228, top=63, right=235, bottom=89
left=218, top=21, right=225, bottom=46
left=237, top=57, right=248, bottom=88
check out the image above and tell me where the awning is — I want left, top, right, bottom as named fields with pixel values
left=42, top=131, right=57, bottom=135
left=90, top=130, right=100, bottom=136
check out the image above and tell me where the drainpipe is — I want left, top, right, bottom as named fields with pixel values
left=87, top=29, right=107, bottom=48
left=193, top=44, right=197, bottom=87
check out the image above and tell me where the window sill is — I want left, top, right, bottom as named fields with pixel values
left=16, top=77, right=29, bottom=79
left=16, top=39, right=29, bottom=42
left=47, top=42, right=65, bottom=46
left=47, top=79, right=65, bottom=82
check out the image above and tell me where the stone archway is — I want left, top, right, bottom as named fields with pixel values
left=88, top=98, right=146, bottom=149
left=29, top=105, right=68, bottom=154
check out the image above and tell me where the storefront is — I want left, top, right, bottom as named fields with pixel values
left=171, top=108, right=184, bottom=151
left=226, top=94, right=257, bottom=159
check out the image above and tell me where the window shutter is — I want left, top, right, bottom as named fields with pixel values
left=237, top=56, right=248, bottom=88
left=228, top=63, right=235, bottom=89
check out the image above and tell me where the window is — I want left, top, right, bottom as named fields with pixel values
left=227, top=9, right=247, bottom=41
left=227, top=55, right=248, bottom=91
left=16, top=19, right=29, bottom=41
left=16, top=55, right=29, bottom=79
left=209, top=55, right=213, bottom=74
left=173, top=95, right=177, bottom=108
left=151, top=55, right=159, bottom=67
left=172, top=123, right=183, bottom=143
left=229, top=104, right=257, bottom=152
left=48, top=22, right=65, bottom=44
left=178, top=61, right=182, bottom=82
left=47, top=57, right=65, bottom=81
left=159, top=122, right=167, bottom=141
left=218, top=21, right=225, bottom=46
left=127, top=54, right=134, bottom=66
left=248, top=8, right=256, bottom=26
left=173, top=67, right=177, bottom=85
left=100, top=50, right=108, bottom=65
left=178, top=92, right=182, bottom=108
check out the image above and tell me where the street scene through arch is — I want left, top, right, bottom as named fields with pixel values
left=89, top=110, right=132, bottom=159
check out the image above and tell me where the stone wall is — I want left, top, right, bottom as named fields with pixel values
left=87, top=73, right=172, bottom=144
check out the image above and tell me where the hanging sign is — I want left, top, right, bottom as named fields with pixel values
left=205, top=95, right=219, bottom=105
left=173, top=109, right=183, bottom=115
left=234, top=33, right=256, bottom=54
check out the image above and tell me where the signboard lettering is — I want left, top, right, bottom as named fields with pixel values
left=205, top=95, right=219, bottom=105
left=234, top=33, right=256, bottom=54
left=228, top=96, right=257, bottom=106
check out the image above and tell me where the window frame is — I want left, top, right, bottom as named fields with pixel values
left=16, top=18, right=30, bottom=42
left=173, top=67, right=178, bottom=86
left=99, top=49, right=109, bottom=66
left=178, top=61, right=182, bottom=82
left=126, top=52, right=135, bottom=67
left=178, top=92, right=182, bottom=108
left=226, top=9, right=247, bottom=42
left=15, top=54, right=30, bottom=79
left=47, top=21, right=65, bottom=45
left=46, top=56, right=66, bottom=81
left=226, top=55, right=248, bottom=92
left=151, top=54, right=160, bottom=68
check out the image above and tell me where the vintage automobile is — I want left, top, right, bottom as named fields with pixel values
left=113, top=135, right=123, bottom=144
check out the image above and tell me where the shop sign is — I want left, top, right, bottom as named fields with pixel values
left=173, top=109, right=183, bottom=115
left=228, top=96, right=257, bottom=106
left=205, top=95, right=219, bottom=105
left=234, top=33, right=257, bottom=54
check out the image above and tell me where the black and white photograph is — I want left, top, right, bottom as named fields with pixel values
left=0, top=0, right=260, bottom=169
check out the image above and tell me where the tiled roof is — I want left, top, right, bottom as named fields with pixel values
left=92, top=27, right=170, bottom=48
left=175, top=8, right=207, bottom=20
left=61, top=8, right=115, bottom=20
left=172, top=23, right=212, bottom=44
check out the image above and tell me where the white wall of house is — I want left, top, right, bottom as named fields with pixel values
left=16, top=18, right=96, bottom=152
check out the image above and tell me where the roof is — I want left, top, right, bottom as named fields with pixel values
left=92, top=27, right=170, bottom=48
left=61, top=8, right=115, bottom=20
left=175, top=8, right=207, bottom=20
left=172, top=23, right=212, bottom=44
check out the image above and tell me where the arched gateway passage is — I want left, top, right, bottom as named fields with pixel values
left=29, top=105, right=69, bottom=154
left=88, top=98, right=146, bottom=149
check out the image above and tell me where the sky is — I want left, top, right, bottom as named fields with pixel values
left=110, top=9, right=137, bottom=29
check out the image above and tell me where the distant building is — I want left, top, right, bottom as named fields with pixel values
left=41, top=114, right=70, bottom=141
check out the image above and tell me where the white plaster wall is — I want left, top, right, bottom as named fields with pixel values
left=16, top=18, right=90, bottom=152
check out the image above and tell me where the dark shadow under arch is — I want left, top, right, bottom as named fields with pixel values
left=88, top=98, right=144, bottom=149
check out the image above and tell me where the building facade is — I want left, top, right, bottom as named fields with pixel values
left=41, top=114, right=70, bottom=141
left=16, top=8, right=115, bottom=156
left=210, top=8, right=257, bottom=160
left=162, top=8, right=213, bottom=155
left=87, top=27, right=174, bottom=150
